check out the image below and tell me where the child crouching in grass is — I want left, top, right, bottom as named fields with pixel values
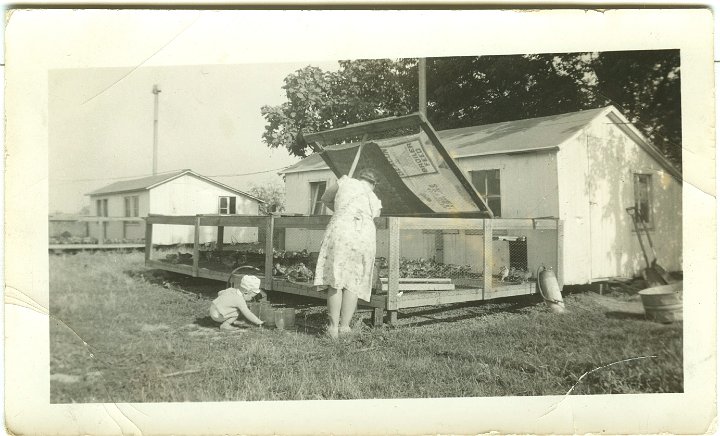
left=209, top=275, right=265, bottom=331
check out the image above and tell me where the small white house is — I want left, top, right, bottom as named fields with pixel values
left=280, top=106, right=682, bottom=285
left=87, top=169, right=263, bottom=245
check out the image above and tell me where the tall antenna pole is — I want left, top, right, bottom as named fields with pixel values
left=418, top=58, right=427, bottom=117
left=152, top=84, right=161, bottom=176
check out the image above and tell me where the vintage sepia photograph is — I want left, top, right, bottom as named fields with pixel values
left=48, top=50, right=684, bottom=403
left=5, top=8, right=715, bottom=435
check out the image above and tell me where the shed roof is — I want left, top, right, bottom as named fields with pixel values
left=87, top=169, right=263, bottom=202
left=444, top=106, right=608, bottom=158
left=281, top=153, right=327, bottom=174
left=279, top=106, right=680, bottom=180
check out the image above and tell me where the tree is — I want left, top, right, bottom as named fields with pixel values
left=249, top=183, right=286, bottom=215
left=426, top=53, right=595, bottom=129
left=261, top=52, right=681, bottom=164
left=591, top=50, right=681, bottom=166
left=260, top=60, right=417, bottom=157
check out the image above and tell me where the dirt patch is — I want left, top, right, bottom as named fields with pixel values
left=585, top=292, right=644, bottom=314
left=51, top=373, right=81, bottom=384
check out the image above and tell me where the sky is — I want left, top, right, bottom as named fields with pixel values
left=49, top=61, right=338, bottom=213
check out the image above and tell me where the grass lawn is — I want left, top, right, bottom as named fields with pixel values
left=50, top=251, right=682, bottom=403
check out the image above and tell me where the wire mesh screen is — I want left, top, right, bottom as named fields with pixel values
left=374, top=218, right=560, bottom=295
left=149, top=219, right=268, bottom=274
left=273, top=224, right=326, bottom=283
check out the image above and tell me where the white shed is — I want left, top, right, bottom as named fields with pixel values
left=280, top=106, right=682, bottom=285
left=87, top=169, right=263, bottom=245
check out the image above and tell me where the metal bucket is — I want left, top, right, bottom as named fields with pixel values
left=258, top=303, right=276, bottom=327
left=274, top=308, right=296, bottom=330
left=638, top=282, right=682, bottom=323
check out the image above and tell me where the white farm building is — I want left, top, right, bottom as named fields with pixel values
left=87, top=169, right=263, bottom=245
left=280, top=106, right=682, bottom=285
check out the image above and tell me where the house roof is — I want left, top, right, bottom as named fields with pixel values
left=443, top=106, right=608, bottom=158
left=87, top=169, right=264, bottom=202
left=279, top=106, right=681, bottom=180
left=280, top=153, right=328, bottom=174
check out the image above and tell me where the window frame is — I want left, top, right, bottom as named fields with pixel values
left=96, top=198, right=108, bottom=217
left=124, top=195, right=140, bottom=217
left=469, top=169, right=502, bottom=217
left=309, top=180, right=328, bottom=215
left=218, top=196, right=237, bottom=215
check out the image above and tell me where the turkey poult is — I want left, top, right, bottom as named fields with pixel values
left=499, top=266, right=510, bottom=282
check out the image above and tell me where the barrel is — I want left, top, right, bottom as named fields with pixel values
left=638, top=282, right=682, bottom=323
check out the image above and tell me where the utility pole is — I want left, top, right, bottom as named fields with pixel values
left=152, top=84, right=161, bottom=176
left=419, top=58, right=443, bottom=261
left=418, top=58, right=427, bottom=117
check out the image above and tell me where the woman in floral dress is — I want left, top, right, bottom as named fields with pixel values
left=314, top=168, right=382, bottom=338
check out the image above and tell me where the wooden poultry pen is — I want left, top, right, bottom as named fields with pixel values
left=144, top=213, right=562, bottom=326
left=145, top=112, right=563, bottom=325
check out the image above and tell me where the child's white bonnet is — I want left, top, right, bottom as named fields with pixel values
left=240, top=275, right=261, bottom=294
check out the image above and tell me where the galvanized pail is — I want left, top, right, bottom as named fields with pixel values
left=638, top=282, right=682, bottom=323
left=274, top=308, right=296, bottom=330
left=258, top=303, right=276, bottom=327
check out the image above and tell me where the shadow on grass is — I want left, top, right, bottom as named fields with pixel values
left=382, top=295, right=543, bottom=328
left=605, top=311, right=647, bottom=321
left=194, top=316, right=219, bottom=328
left=194, top=309, right=330, bottom=337
left=125, top=268, right=222, bottom=299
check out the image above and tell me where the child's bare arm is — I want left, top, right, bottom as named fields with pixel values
left=236, top=297, right=264, bottom=326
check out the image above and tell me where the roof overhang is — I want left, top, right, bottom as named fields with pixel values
left=453, top=145, right=560, bottom=159
left=87, top=188, right=146, bottom=198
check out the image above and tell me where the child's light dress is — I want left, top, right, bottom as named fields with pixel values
left=313, top=176, right=382, bottom=302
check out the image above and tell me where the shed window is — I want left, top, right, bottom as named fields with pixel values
left=633, top=174, right=653, bottom=227
left=219, top=196, right=237, bottom=214
left=309, top=181, right=327, bottom=215
left=124, top=196, right=139, bottom=217
left=470, top=170, right=501, bottom=217
left=96, top=199, right=108, bottom=217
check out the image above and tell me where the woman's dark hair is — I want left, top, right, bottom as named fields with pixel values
left=356, top=167, right=380, bottom=185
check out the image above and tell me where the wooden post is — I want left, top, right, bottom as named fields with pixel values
left=483, top=219, right=493, bottom=299
left=217, top=226, right=225, bottom=251
left=418, top=57, right=427, bottom=116
left=373, top=307, right=384, bottom=327
left=556, top=220, right=564, bottom=290
left=264, top=215, right=274, bottom=291
left=389, top=311, right=398, bottom=326
left=98, top=220, right=105, bottom=245
left=144, top=220, right=153, bottom=263
left=387, top=217, right=400, bottom=324
left=193, top=215, right=200, bottom=277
